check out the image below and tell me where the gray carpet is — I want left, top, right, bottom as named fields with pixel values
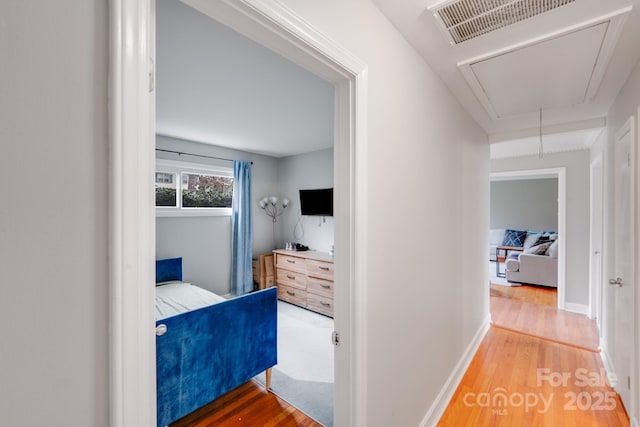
left=255, top=301, right=334, bottom=426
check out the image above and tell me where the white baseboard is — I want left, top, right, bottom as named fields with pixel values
left=564, top=302, right=589, bottom=315
left=599, top=344, right=619, bottom=391
left=600, top=345, right=639, bottom=427
left=419, top=314, right=491, bottom=427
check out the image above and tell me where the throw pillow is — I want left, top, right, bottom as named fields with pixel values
left=532, top=235, right=551, bottom=247
left=525, top=241, right=553, bottom=255
left=546, top=240, right=559, bottom=258
left=501, top=229, right=527, bottom=247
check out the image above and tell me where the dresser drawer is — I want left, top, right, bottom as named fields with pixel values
left=276, top=268, right=306, bottom=289
left=277, top=284, right=307, bottom=306
left=307, top=276, right=333, bottom=298
left=306, top=258, right=334, bottom=280
left=307, top=293, right=333, bottom=317
left=275, top=253, right=306, bottom=272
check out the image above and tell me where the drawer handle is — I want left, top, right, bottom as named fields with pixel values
left=286, top=274, right=296, bottom=280
left=287, top=290, right=295, bottom=296
left=318, top=266, right=330, bottom=271
left=320, top=301, right=331, bottom=307
left=320, top=284, right=331, bottom=289
left=287, top=259, right=296, bottom=263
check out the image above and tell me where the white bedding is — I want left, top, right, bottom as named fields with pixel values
left=155, top=281, right=226, bottom=320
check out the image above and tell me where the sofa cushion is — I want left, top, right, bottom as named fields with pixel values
left=490, top=229, right=506, bottom=245
left=501, top=229, right=527, bottom=247
left=547, top=240, right=559, bottom=258
left=506, top=258, right=520, bottom=272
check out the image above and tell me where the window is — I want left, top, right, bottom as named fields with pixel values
left=181, top=173, right=233, bottom=208
left=155, top=173, right=177, bottom=207
left=156, top=159, right=233, bottom=217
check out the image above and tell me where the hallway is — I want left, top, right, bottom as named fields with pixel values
left=438, top=286, right=629, bottom=426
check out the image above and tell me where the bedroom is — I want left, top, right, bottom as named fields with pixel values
left=154, top=0, right=336, bottom=425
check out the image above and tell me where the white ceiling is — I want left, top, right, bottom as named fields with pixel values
left=156, top=0, right=334, bottom=158
left=159, top=0, right=640, bottom=159
left=372, top=0, right=640, bottom=145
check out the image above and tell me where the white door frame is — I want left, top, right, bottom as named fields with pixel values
left=589, top=152, right=604, bottom=323
left=629, top=106, right=640, bottom=427
left=109, top=1, right=369, bottom=426
left=490, top=168, right=567, bottom=310
left=635, top=107, right=640, bottom=427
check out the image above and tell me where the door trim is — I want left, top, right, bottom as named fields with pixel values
left=109, top=1, right=369, bottom=426
left=589, top=152, right=604, bottom=323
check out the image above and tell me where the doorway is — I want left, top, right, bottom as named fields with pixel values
left=108, top=1, right=368, bottom=425
left=489, top=168, right=566, bottom=309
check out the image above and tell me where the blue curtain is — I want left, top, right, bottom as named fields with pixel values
left=231, top=161, right=253, bottom=295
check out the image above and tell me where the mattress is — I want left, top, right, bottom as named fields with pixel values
left=155, top=281, right=226, bottom=320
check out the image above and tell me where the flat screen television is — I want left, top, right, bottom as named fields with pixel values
left=299, top=188, right=333, bottom=216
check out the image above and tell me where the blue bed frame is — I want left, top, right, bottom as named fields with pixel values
left=155, top=258, right=277, bottom=427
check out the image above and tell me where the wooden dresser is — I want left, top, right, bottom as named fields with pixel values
left=272, top=249, right=334, bottom=317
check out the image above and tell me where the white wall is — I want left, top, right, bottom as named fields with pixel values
left=277, top=1, right=489, bottom=426
left=491, top=151, right=590, bottom=306
left=277, top=148, right=334, bottom=253
left=156, top=135, right=280, bottom=294
left=1, top=1, right=488, bottom=426
left=490, top=179, right=558, bottom=231
left=591, top=57, right=640, bottom=424
left=0, top=1, right=109, bottom=426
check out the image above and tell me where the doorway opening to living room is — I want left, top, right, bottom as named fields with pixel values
left=486, top=168, right=601, bottom=351
left=489, top=168, right=566, bottom=311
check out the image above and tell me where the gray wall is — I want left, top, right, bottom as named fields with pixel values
left=0, top=1, right=109, bottom=425
left=277, top=148, right=334, bottom=253
left=490, top=178, right=558, bottom=231
left=156, top=135, right=280, bottom=295
left=156, top=137, right=334, bottom=294
left=491, top=151, right=590, bottom=306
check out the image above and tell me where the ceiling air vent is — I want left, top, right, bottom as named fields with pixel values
left=431, top=0, right=577, bottom=44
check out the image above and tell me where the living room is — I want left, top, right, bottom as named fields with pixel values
left=490, top=147, right=592, bottom=315
left=489, top=174, right=559, bottom=290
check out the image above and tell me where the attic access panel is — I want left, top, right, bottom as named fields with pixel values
left=468, top=22, right=607, bottom=118
left=431, top=0, right=576, bottom=44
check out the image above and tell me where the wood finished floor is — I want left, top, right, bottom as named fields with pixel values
left=170, top=379, right=322, bottom=427
left=490, top=294, right=600, bottom=352
left=438, top=327, right=629, bottom=426
left=439, top=284, right=628, bottom=426
left=490, top=283, right=557, bottom=307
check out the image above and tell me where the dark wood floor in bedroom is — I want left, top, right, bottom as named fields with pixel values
left=170, top=379, right=322, bottom=427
